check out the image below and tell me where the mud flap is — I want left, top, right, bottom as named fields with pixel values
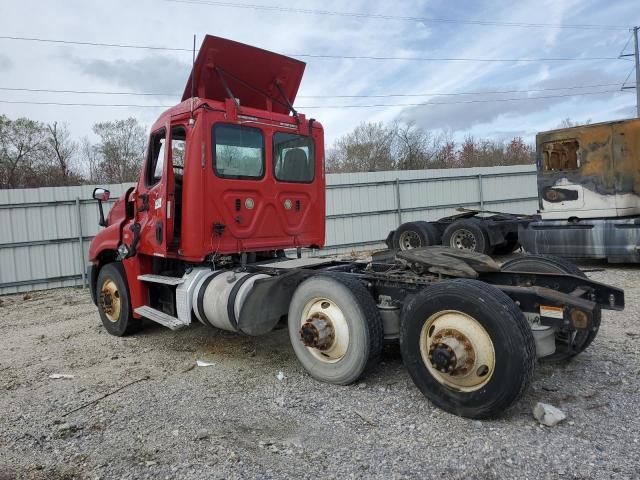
left=237, top=270, right=312, bottom=336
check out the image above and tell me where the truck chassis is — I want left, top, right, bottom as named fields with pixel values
left=86, top=35, right=625, bottom=419
left=89, top=246, right=623, bottom=419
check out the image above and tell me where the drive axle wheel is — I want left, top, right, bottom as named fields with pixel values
left=96, top=262, right=139, bottom=336
left=393, top=221, right=440, bottom=251
left=421, top=312, right=495, bottom=392
left=442, top=219, right=492, bottom=254
left=288, top=273, right=383, bottom=385
left=400, top=279, right=536, bottom=418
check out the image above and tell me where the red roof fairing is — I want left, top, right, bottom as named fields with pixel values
left=182, top=35, right=306, bottom=115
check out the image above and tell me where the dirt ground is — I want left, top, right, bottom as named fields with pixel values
left=1, top=261, right=639, bottom=479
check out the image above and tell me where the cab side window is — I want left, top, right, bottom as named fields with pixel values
left=145, top=129, right=166, bottom=186
left=170, top=126, right=186, bottom=176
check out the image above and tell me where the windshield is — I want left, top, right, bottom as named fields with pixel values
left=273, top=132, right=315, bottom=183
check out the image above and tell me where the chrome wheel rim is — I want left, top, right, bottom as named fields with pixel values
left=419, top=310, right=495, bottom=392
left=299, top=298, right=349, bottom=363
left=450, top=229, right=477, bottom=250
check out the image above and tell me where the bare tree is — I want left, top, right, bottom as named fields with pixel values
left=43, top=121, right=80, bottom=186
left=328, top=122, right=396, bottom=173
left=393, top=122, right=435, bottom=170
left=91, top=118, right=146, bottom=183
left=79, top=136, right=101, bottom=183
left=504, top=137, right=534, bottom=165
left=557, top=117, right=592, bottom=129
left=0, top=115, right=48, bottom=188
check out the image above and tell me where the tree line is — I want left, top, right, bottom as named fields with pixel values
left=0, top=115, right=146, bottom=189
left=326, top=121, right=535, bottom=173
left=1, top=114, right=536, bottom=189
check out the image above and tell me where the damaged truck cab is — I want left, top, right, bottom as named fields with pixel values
left=88, top=35, right=624, bottom=419
left=519, top=119, right=640, bottom=262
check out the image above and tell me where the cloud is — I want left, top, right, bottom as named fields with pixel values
left=70, top=55, right=190, bottom=95
left=0, top=54, right=13, bottom=72
left=396, top=68, right=626, bottom=132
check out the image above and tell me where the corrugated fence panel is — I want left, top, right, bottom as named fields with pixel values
left=1, top=166, right=537, bottom=293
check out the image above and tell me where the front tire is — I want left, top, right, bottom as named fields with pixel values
left=400, top=279, right=536, bottom=418
left=96, top=262, right=140, bottom=336
left=287, top=273, right=383, bottom=385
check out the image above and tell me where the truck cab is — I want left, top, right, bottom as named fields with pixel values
left=88, top=35, right=325, bottom=313
left=519, top=118, right=640, bottom=262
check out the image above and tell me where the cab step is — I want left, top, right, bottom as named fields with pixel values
left=137, top=274, right=184, bottom=285
left=134, top=306, right=188, bottom=330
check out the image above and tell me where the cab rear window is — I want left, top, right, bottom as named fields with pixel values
left=273, top=132, right=314, bottom=183
left=213, top=124, right=265, bottom=179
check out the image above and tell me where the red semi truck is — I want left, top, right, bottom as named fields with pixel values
left=88, top=35, right=624, bottom=418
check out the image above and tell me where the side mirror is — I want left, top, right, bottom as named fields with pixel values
left=92, top=187, right=110, bottom=227
left=93, top=188, right=110, bottom=202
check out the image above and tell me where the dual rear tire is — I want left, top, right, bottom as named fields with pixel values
left=288, top=274, right=536, bottom=418
left=392, top=219, right=519, bottom=255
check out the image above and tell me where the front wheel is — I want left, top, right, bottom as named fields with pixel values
left=287, top=273, right=383, bottom=385
left=96, top=262, right=140, bottom=336
left=400, top=279, right=536, bottom=418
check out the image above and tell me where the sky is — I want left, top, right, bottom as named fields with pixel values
left=0, top=0, right=638, bottom=146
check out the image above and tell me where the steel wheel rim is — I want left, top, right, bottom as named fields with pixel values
left=399, top=230, right=421, bottom=250
left=99, top=279, right=121, bottom=323
left=450, top=229, right=476, bottom=250
left=419, top=310, right=495, bottom=392
left=300, top=298, right=350, bottom=363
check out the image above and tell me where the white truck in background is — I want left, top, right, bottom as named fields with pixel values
left=518, top=118, right=640, bottom=263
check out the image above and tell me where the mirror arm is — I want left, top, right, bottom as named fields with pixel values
left=97, top=200, right=107, bottom=227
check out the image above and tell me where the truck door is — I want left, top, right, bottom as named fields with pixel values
left=137, top=127, right=172, bottom=256
left=167, top=125, right=186, bottom=250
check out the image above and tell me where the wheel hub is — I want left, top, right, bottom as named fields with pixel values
left=451, top=229, right=476, bottom=250
left=399, top=231, right=421, bottom=250
left=429, top=344, right=457, bottom=372
left=428, top=328, right=476, bottom=376
left=99, top=279, right=121, bottom=323
left=300, top=314, right=335, bottom=350
left=300, top=298, right=350, bottom=363
left=419, top=311, right=495, bottom=392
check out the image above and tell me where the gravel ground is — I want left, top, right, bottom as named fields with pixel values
left=1, top=261, right=639, bottom=479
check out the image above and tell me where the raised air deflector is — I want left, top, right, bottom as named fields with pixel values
left=182, top=35, right=306, bottom=115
